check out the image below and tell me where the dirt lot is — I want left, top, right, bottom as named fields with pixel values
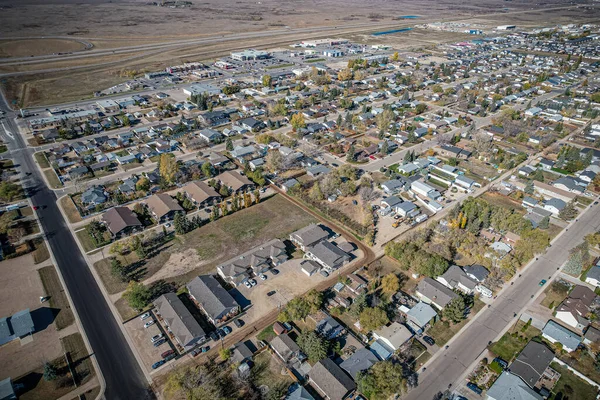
left=0, top=254, right=45, bottom=316
left=0, top=38, right=86, bottom=58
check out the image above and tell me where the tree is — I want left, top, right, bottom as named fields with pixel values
left=348, top=293, right=367, bottom=318
left=219, top=348, right=231, bottom=361
left=111, top=258, right=127, bottom=282
left=297, top=331, right=328, bottom=363
left=262, top=74, right=272, bottom=87
left=538, top=216, right=550, bottom=229
left=0, top=181, right=21, bottom=202
left=443, top=296, right=466, bottom=323
left=415, top=103, right=427, bottom=114
left=136, top=177, right=150, bottom=192
left=359, top=307, right=389, bottom=331
left=337, top=68, right=353, bottom=83
left=559, top=202, right=578, bottom=221
left=225, top=137, right=233, bottom=151
left=391, top=52, right=399, bottom=61
left=304, top=289, right=323, bottom=313
left=357, top=361, right=406, bottom=400
left=159, top=154, right=177, bottom=185
left=201, top=162, right=215, bottom=178
left=381, top=273, right=400, bottom=296
left=290, top=113, right=306, bottom=131
left=254, top=189, right=260, bottom=204
left=43, top=362, right=58, bottom=382
left=123, top=281, right=150, bottom=310
left=346, top=145, right=356, bottom=162
left=278, top=297, right=311, bottom=322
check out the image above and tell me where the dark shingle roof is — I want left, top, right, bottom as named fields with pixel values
left=187, top=275, right=239, bottom=322
left=309, top=358, right=356, bottom=399
left=509, top=341, right=554, bottom=388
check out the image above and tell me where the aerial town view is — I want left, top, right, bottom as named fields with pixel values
left=1, top=0, right=600, bottom=399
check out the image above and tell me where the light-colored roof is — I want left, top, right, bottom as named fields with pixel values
left=182, top=180, right=220, bottom=204
left=406, top=302, right=437, bottom=328
left=217, top=170, right=254, bottom=191
left=373, top=322, right=413, bottom=349
left=542, top=320, right=581, bottom=350
left=416, top=278, right=459, bottom=308
left=486, top=372, right=542, bottom=400
left=145, top=193, right=183, bottom=219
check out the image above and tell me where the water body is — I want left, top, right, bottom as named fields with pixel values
left=399, top=15, right=420, bottom=19
left=372, top=27, right=413, bottom=36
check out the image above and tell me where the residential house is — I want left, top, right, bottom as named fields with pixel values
left=315, top=316, right=344, bottom=340
left=286, top=385, right=315, bottom=400
left=585, top=264, right=600, bottom=287
left=102, top=206, right=142, bottom=237
left=198, top=129, right=223, bottom=143
left=347, top=274, right=367, bottom=295
left=217, top=171, right=255, bottom=193
left=289, top=224, right=329, bottom=251
left=553, top=176, right=584, bottom=194
left=0, top=309, right=35, bottom=345
left=238, top=117, right=265, bottom=132
left=381, top=179, right=406, bottom=195
left=230, top=341, right=254, bottom=365
left=182, top=181, right=221, bottom=207
left=541, top=320, right=581, bottom=352
left=308, top=358, right=356, bottom=400
left=217, top=239, right=288, bottom=286
left=555, top=285, right=596, bottom=330
left=454, top=175, right=476, bottom=190
left=154, top=293, right=206, bottom=351
left=584, top=326, right=600, bottom=347
left=440, top=144, right=471, bottom=159
left=305, top=241, right=350, bottom=272
left=542, top=198, right=566, bottom=216
left=306, top=165, right=331, bottom=177
left=81, top=186, right=108, bottom=207
left=372, top=322, right=413, bottom=351
left=145, top=193, right=183, bottom=223
left=436, top=265, right=478, bottom=295
left=415, top=278, right=459, bottom=309
left=486, top=372, right=542, bottom=400
left=463, top=264, right=489, bottom=283
left=339, top=348, right=379, bottom=380
left=270, top=333, right=301, bottom=363
left=281, top=178, right=300, bottom=192
left=509, top=341, right=554, bottom=388
left=405, top=302, right=437, bottom=334
left=187, top=275, right=240, bottom=325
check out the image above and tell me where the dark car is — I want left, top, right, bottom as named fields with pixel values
left=222, top=326, right=232, bottom=335
left=163, top=353, right=177, bottom=362
left=493, top=357, right=508, bottom=369
left=152, top=360, right=166, bottom=369
left=209, top=331, right=219, bottom=342
left=267, top=290, right=276, bottom=296
left=191, top=347, right=202, bottom=357
left=153, top=338, right=167, bottom=347
left=234, top=319, right=244, bottom=328
left=161, top=350, right=175, bottom=358
left=271, top=269, right=279, bottom=275
left=423, top=336, right=435, bottom=346
left=466, top=382, right=483, bottom=395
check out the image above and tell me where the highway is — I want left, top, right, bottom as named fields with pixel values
left=405, top=201, right=600, bottom=399
left=0, top=96, right=153, bottom=399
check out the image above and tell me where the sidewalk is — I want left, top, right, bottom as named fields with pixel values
left=56, top=376, right=99, bottom=400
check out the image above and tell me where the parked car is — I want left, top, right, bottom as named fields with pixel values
left=153, top=338, right=167, bottom=347
left=161, top=350, right=175, bottom=358
left=249, top=279, right=257, bottom=286
left=244, top=280, right=252, bottom=289
left=202, top=346, right=210, bottom=353
left=143, top=320, right=155, bottom=329
left=320, top=270, right=329, bottom=278
left=259, top=274, right=267, bottom=280
left=150, top=333, right=164, bottom=343
left=152, top=360, right=166, bottom=369
left=267, top=290, right=276, bottom=296
left=271, top=269, right=279, bottom=275
left=191, top=347, right=203, bottom=357
left=539, top=279, right=547, bottom=286
left=234, top=319, right=244, bottom=328
left=423, top=336, right=435, bottom=346
left=217, top=328, right=226, bottom=338
left=209, top=331, right=219, bottom=342
left=140, top=312, right=151, bottom=321
left=466, top=382, right=483, bottom=395
left=282, top=322, right=292, bottom=331
left=493, top=357, right=508, bottom=369
left=222, top=326, right=232, bottom=335
left=163, top=353, right=177, bottom=362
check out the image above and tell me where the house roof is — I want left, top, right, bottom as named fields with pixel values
left=463, top=264, right=489, bottom=282
left=509, top=341, right=554, bottom=388
left=145, top=193, right=183, bottom=219
left=406, top=302, right=437, bottom=328
left=290, top=224, right=329, bottom=248
left=306, top=241, right=349, bottom=270
left=542, top=320, right=581, bottom=350
left=102, top=206, right=142, bottom=235
left=187, top=275, right=239, bottom=321
left=486, top=372, right=542, bottom=400
left=439, top=265, right=478, bottom=291
left=585, top=326, right=600, bottom=343
left=373, top=322, right=413, bottom=349
left=217, top=239, right=287, bottom=278
left=155, top=293, right=205, bottom=347
left=183, top=180, right=220, bottom=204
left=286, top=385, right=315, bottom=400
left=370, top=340, right=393, bottom=360
left=217, top=171, right=254, bottom=191
left=270, top=333, right=300, bottom=361
left=416, top=278, right=459, bottom=308
left=556, top=285, right=596, bottom=323
left=309, top=358, right=356, bottom=400
left=231, top=341, right=254, bottom=364
left=340, top=347, right=379, bottom=380
left=586, top=265, right=600, bottom=281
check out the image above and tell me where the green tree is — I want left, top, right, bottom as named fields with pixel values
left=538, top=216, right=550, bottom=229
left=357, top=361, right=406, bottom=400
left=381, top=273, right=400, bottom=296
left=297, top=331, right=328, bottom=363
left=262, top=74, right=272, bottom=87
left=219, top=348, right=231, bottom=361
left=0, top=181, right=21, bottom=202
left=123, top=281, right=151, bottom=310
left=136, top=176, right=150, bottom=192
left=348, top=293, right=367, bottom=318
left=158, top=154, right=177, bottom=185
left=559, top=202, right=578, bottom=221
left=290, top=113, right=306, bottom=131
left=359, top=307, right=389, bottom=331
left=346, top=145, right=356, bottom=162
left=43, top=362, right=58, bottom=382
left=443, top=296, right=466, bottom=323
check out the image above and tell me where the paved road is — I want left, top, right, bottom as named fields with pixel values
left=0, top=97, right=154, bottom=400
left=404, top=201, right=600, bottom=400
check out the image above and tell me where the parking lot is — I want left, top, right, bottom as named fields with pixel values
left=123, top=311, right=177, bottom=373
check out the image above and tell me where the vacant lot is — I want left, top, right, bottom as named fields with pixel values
left=252, top=350, right=293, bottom=391
left=0, top=38, right=86, bottom=58
left=38, top=266, right=75, bottom=330
left=488, top=321, right=541, bottom=363
left=58, top=196, right=82, bottom=224
left=481, top=192, right=526, bottom=214
left=550, top=362, right=598, bottom=400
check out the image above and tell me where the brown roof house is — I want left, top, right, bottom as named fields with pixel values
left=154, top=293, right=206, bottom=352
left=289, top=224, right=329, bottom=251
left=102, top=206, right=142, bottom=237
left=555, top=285, right=596, bottom=331
left=309, top=358, right=356, bottom=400
left=217, top=171, right=255, bottom=193
left=182, top=180, right=221, bottom=207
left=145, top=193, right=183, bottom=223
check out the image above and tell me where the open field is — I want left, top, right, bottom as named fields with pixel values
left=38, top=265, right=75, bottom=330
left=0, top=38, right=87, bottom=58
left=58, top=196, right=82, bottom=223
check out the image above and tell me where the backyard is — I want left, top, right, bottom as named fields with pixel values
left=549, top=362, right=598, bottom=400
left=488, top=320, right=541, bottom=363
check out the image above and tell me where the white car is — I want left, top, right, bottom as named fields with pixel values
left=259, top=274, right=267, bottom=281
left=150, top=333, right=164, bottom=343
left=144, top=320, right=155, bottom=329
left=249, top=279, right=257, bottom=287
left=244, top=281, right=252, bottom=289
left=140, top=312, right=151, bottom=321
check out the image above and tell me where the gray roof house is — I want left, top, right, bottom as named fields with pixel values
left=286, top=385, right=315, bottom=400
left=0, top=309, right=35, bottom=345
left=541, top=320, right=581, bottom=352
left=415, top=278, right=459, bottom=310
left=308, top=358, right=356, bottom=400
left=81, top=186, right=107, bottom=205
left=436, top=265, right=478, bottom=294
left=463, top=264, right=489, bottom=283
left=486, top=372, right=542, bottom=400
left=585, top=265, right=600, bottom=287
left=187, top=275, right=240, bottom=325
left=306, top=241, right=350, bottom=272
left=406, top=302, right=437, bottom=333
left=509, top=341, right=554, bottom=388
left=154, top=293, right=206, bottom=351
left=340, top=347, right=379, bottom=380
left=290, top=224, right=329, bottom=251
left=270, top=333, right=301, bottom=363
left=316, top=316, right=344, bottom=339
left=198, top=128, right=223, bottom=143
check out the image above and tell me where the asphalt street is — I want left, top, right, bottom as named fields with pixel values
left=0, top=96, right=153, bottom=400
left=405, top=201, right=600, bottom=400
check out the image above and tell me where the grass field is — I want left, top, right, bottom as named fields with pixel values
left=488, top=321, right=541, bottom=362
left=550, top=362, right=598, bottom=400
left=43, top=169, right=63, bottom=189
left=32, top=238, right=50, bottom=264
left=61, top=333, right=95, bottom=386
left=59, top=196, right=82, bottom=223
left=481, top=192, right=526, bottom=214
left=13, top=356, right=75, bottom=400
left=540, top=281, right=570, bottom=309
left=428, top=298, right=485, bottom=345
left=34, top=152, right=50, bottom=169
left=39, top=266, right=75, bottom=330
left=559, top=349, right=600, bottom=385
left=252, top=351, right=293, bottom=390
left=75, top=227, right=111, bottom=253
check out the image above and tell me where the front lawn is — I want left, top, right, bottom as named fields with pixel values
left=488, top=321, right=541, bottom=362
left=39, top=266, right=75, bottom=330
left=59, top=196, right=82, bottom=223
left=540, top=280, right=570, bottom=309
left=428, top=298, right=485, bottom=345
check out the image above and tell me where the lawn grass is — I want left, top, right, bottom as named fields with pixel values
left=32, top=238, right=50, bottom=264
left=549, top=362, right=598, bottom=400
left=488, top=321, right=541, bottom=362
left=13, top=356, right=75, bottom=400
left=575, top=195, right=593, bottom=206
left=74, top=228, right=111, bottom=253
left=481, top=192, right=525, bottom=214
left=559, top=349, right=600, bottom=385
left=21, top=206, right=34, bottom=217
left=61, top=333, right=95, bottom=386
left=94, top=250, right=142, bottom=295
left=39, top=266, right=75, bottom=330
left=114, top=296, right=141, bottom=322
left=540, top=280, right=570, bottom=309
left=428, top=298, right=485, bottom=346
left=257, top=324, right=276, bottom=342
left=251, top=351, right=293, bottom=389
left=34, top=152, right=50, bottom=168
left=43, top=169, right=63, bottom=188
left=265, top=63, right=294, bottom=70
left=305, top=58, right=326, bottom=63
left=427, top=176, right=449, bottom=188
left=59, top=196, right=82, bottom=223
left=0, top=145, right=7, bottom=153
